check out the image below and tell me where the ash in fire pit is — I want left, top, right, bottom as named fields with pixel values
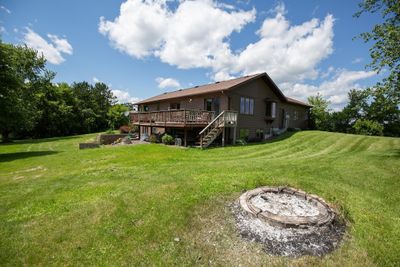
left=232, top=186, right=345, bottom=257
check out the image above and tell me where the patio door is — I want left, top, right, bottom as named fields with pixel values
left=204, top=97, right=220, bottom=115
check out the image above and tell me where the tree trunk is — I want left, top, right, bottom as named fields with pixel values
left=1, top=129, right=11, bottom=143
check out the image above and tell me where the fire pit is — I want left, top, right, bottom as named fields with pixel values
left=232, top=186, right=345, bottom=256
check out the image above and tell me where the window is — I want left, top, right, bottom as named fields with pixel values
left=294, top=110, right=298, bottom=121
left=204, top=98, right=213, bottom=111
left=265, top=101, right=276, bottom=118
left=156, top=103, right=160, bottom=111
left=170, top=103, right=180, bottom=110
left=144, top=105, right=149, bottom=112
left=240, top=97, right=254, bottom=115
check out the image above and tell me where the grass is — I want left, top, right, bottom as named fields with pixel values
left=0, top=131, right=399, bottom=266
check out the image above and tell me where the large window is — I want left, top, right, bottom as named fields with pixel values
left=240, top=97, right=254, bottom=115
left=265, top=101, right=276, bottom=118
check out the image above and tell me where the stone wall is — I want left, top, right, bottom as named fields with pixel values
left=98, top=134, right=129, bottom=145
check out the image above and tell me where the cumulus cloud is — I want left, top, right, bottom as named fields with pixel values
left=236, top=4, right=334, bottom=83
left=99, top=1, right=333, bottom=84
left=99, top=1, right=374, bottom=109
left=112, top=89, right=140, bottom=104
left=155, top=77, right=181, bottom=89
left=281, top=69, right=376, bottom=110
left=99, top=0, right=255, bottom=69
left=23, top=28, right=73, bottom=64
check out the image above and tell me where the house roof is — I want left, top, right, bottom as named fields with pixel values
left=135, top=72, right=311, bottom=107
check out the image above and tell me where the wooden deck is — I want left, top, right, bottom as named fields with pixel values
left=130, top=109, right=215, bottom=128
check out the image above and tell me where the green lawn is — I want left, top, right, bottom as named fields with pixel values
left=0, top=131, right=399, bottom=266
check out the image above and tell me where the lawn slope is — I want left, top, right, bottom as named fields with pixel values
left=0, top=131, right=399, bottom=266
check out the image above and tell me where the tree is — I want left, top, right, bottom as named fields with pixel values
left=0, top=42, right=54, bottom=142
left=355, top=0, right=400, bottom=136
left=353, top=119, right=384, bottom=136
left=32, top=83, right=78, bottom=137
left=307, top=93, right=331, bottom=131
left=107, top=104, right=129, bottom=130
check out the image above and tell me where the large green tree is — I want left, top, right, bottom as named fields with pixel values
left=355, top=0, right=400, bottom=136
left=307, top=93, right=331, bottom=131
left=0, top=42, right=54, bottom=142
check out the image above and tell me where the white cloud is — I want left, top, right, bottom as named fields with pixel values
left=92, top=77, right=101, bottom=83
left=112, top=89, right=140, bottom=104
left=0, top=5, right=11, bottom=14
left=99, top=1, right=333, bottom=84
left=0, top=26, right=5, bottom=33
left=47, top=34, right=73, bottom=55
left=352, top=57, right=363, bottom=64
left=235, top=4, right=334, bottom=83
left=99, top=0, right=255, bottom=69
left=155, top=77, right=181, bottom=89
left=281, top=69, right=376, bottom=110
left=99, top=0, right=169, bottom=58
left=23, top=28, right=73, bottom=64
left=99, top=1, right=374, bottom=110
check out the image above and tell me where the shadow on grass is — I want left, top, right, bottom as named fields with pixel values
left=379, top=148, right=400, bottom=158
left=203, top=131, right=298, bottom=150
left=0, top=151, right=59, bottom=162
left=0, top=134, right=89, bottom=146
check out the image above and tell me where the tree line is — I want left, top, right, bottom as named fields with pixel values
left=0, top=42, right=130, bottom=142
left=308, top=0, right=399, bottom=137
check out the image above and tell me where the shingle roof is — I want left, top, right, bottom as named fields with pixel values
left=135, top=72, right=310, bottom=107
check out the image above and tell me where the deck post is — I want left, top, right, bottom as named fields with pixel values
left=222, top=127, right=225, bottom=147
left=184, top=128, right=187, bottom=147
left=233, top=126, right=237, bottom=145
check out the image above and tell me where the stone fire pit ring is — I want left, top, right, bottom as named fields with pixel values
left=239, top=186, right=336, bottom=228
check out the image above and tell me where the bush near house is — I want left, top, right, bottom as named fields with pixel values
left=161, top=134, right=174, bottom=145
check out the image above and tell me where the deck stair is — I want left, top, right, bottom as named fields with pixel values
left=199, top=110, right=238, bottom=148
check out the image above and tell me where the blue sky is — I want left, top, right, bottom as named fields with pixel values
left=0, top=0, right=384, bottom=109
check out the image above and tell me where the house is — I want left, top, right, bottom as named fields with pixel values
left=131, top=72, right=311, bottom=148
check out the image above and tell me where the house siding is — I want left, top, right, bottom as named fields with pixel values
left=227, top=79, right=308, bottom=139
left=140, top=92, right=229, bottom=113
left=136, top=77, right=309, bottom=142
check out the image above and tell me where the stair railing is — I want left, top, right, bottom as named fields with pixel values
left=199, top=111, right=227, bottom=148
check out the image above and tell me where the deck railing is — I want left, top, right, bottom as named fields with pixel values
left=130, top=109, right=215, bottom=126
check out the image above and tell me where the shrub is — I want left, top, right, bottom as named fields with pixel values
left=119, top=125, right=130, bottom=134
left=149, top=134, right=158, bottom=143
left=353, top=119, right=384, bottom=136
left=236, top=139, right=247, bottom=146
left=161, top=134, right=174, bottom=145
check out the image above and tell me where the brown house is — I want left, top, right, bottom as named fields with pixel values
left=131, top=73, right=311, bottom=148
